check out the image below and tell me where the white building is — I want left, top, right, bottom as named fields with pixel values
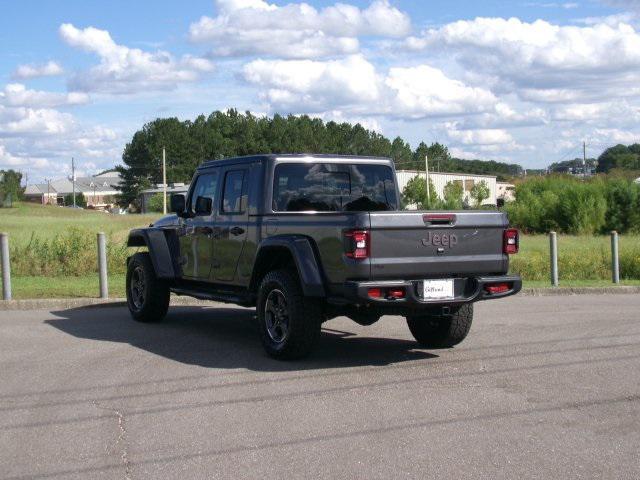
left=395, top=170, right=498, bottom=207
left=497, top=182, right=516, bottom=202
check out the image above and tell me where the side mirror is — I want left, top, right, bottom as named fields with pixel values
left=194, top=196, right=213, bottom=215
left=170, top=194, right=185, bottom=215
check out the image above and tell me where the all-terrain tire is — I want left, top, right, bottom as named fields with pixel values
left=406, top=304, right=473, bottom=348
left=257, top=269, right=323, bottom=360
left=126, top=252, right=170, bottom=323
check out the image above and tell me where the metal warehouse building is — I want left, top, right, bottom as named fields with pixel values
left=395, top=170, right=498, bottom=207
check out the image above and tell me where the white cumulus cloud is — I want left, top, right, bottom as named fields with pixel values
left=189, top=0, right=411, bottom=58
left=242, top=55, right=497, bottom=118
left=1, top=84, right=89, bottom=108
left=406, top=17, right=640, bottom=103
left=12, top=61, right=64, bottom=79
left=59, top=23, right=215, bottom=94
left=0, top=104, right=74, bottom=137
left=385, top=65, right=497, bottom=118
left=447, top=127, right=514, bottom=145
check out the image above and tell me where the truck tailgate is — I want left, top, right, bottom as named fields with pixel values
left=368, top=211, right=509, bottom=280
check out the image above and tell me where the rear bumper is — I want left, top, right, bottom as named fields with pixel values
left=343, top=275, right=522, bottom=307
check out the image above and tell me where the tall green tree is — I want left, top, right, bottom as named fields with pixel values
left=597, top=144, right=640, bottom=173
left=443, top=181, right=464, bottom=210
left=470, top=180, right=490, bottom=207
left=0, top=169, right=24, bottom=206
left=402, top=176, right=439, bottom=209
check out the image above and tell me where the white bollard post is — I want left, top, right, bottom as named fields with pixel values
left=97, top=232, right=108, bottom=299
left=549, top=231, right=558, bottom=287
left=611, top=231, right=620, bottom=284
left=1, top=233, right=11, bottom=300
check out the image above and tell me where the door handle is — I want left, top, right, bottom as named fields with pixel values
left=229, top=227, right=245, bottom=236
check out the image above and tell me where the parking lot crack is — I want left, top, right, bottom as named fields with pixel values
left=92, top=401, right=132, bottom=480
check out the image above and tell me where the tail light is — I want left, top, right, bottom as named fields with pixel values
left=344, top=230, right=369, bottom=259
left=484, top=282, right=511, bottom=294
left=503, top=228, right=519, bottom=254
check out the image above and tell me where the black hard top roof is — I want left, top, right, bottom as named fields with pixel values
left=198, top=153, right=392, bottom=170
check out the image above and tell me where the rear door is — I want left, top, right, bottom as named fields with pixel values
left=211, top=167, right=249, bottom=282
left=368, top=211, right=508, bottom=280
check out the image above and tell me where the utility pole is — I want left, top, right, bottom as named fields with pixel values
left=162, top=147, right=167, bottom=215
left=583, top=141, right=587, bottom=179
left=45, top=178, right=50, bottom=205
left=425, top=153, right=430, bottom=208
left=71, top=157, right=76, bottom=207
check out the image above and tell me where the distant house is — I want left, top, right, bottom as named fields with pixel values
left=138, top=183, right=190, bottom=213
left=23, top=183, right=58, bottom=205
left=395, top=170, right=498, bottom=207
left=23, top=171, right=122, bottom=209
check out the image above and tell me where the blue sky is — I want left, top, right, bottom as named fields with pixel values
left=1, top=0, right=638, bottom=182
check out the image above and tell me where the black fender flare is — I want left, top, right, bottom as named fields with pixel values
left=127, top=228, right=178, bottom=279
left=252, top=235, right=326, bottom=297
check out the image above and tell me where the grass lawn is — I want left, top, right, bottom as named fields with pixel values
left=510, top=232, right=640, bottom=281
left=11, top=275, right=126, bottom=299
left=0, top=202, right=159, bottom=244
left=523, top=279, right=640, bottom=288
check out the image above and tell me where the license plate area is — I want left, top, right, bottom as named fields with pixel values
left=422, top=279, right=455, bottom=300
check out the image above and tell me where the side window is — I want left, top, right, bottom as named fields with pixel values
left=189, top=171, right=219, bottom=215
left=221, top=170, right=246, bottom=214
left=464, top=179, right=475, bottom=192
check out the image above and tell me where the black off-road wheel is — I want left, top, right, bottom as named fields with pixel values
left=406, top=304, right=473, bottom=348
left=126, top=252, right=170, bottom=323
left=257, top=269, right=323, bottom=360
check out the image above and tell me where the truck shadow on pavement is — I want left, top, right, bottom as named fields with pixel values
left=46, top=305, right=437, bottom=371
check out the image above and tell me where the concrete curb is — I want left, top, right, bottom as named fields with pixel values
left=0, top=287, right=638, bottom=311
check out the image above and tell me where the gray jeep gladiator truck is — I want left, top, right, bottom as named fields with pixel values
left=126, top=154, right=521, bottom=359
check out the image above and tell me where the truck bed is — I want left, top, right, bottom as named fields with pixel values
left=367, top=210, right=509, bottom=280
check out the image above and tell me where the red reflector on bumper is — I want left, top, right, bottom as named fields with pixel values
left=368, top=288, right=383, bottom=298
left=484, top=283, right=510, bottom=294
left=387, top=288, right=406, bottom=299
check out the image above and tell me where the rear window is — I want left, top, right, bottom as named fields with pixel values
left=273, top=163, right=397, bottom=212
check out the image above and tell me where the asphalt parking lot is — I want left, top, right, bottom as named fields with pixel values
left=1, top=294, right=639, bottom=479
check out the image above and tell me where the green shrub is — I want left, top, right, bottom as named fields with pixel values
left=506, top=175, right=640, bottom=234
left=147, top=193, right=165, bottom=213
left=556, top=182, right=607, bottom=234
left=598, top=177, right=640, bottom=234
left=63, top=192, right=87, bottom=208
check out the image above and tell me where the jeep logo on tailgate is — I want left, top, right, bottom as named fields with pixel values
left=421, top=232, right=458, bottom=248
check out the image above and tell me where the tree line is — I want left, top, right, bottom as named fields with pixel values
left=116, top=109, right=523, bottom=207
left=596, top=144, right=640, bottom=173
